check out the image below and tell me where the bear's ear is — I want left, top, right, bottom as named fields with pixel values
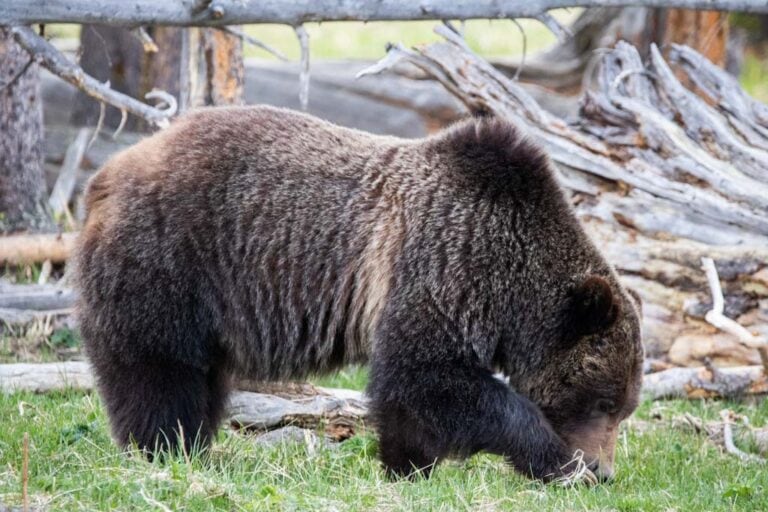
left=566, top=275, right=620, bottom=339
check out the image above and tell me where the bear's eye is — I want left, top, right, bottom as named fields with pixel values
left=593, top=398, right=617, bottom=416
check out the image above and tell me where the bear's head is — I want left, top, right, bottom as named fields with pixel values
left=517, top=275, right=643, bottom=481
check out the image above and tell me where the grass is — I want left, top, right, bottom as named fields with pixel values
left=0, top=373, right=766, bottom=511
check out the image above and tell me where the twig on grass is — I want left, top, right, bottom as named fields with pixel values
left=720, top=410, right=766, bottom=463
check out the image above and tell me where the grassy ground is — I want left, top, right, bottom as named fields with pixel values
left=1, top=369, right=766, bottom=511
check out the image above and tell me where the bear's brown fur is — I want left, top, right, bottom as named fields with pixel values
left=74, top=106, right=643, bottom=481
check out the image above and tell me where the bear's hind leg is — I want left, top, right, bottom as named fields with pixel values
left=93, top=356, right=230, bottom=457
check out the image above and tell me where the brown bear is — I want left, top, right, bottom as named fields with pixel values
left=74, top=105, right=643, bottom=482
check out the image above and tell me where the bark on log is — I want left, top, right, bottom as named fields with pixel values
left=228, top=390, right=367, bottom=435
left=0, top=361, right=93, bottom=393
left=5, top=0, right=768, bottom=26
left=363, top=28, right=768, bottom=360
left=642, top=9, right=729, bottom=66
left=0, top=233, right=77, bottom=265
left=179, top=27, right=244, bottom=111
left=642, top=365, right=768, bottom=400
left=0, top=282, right=76, bottom=310
left=0, top=27, right=49, bottom=233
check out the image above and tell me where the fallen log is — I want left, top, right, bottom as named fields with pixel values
left=0, top=233, right=77, bottom=265
left=0, top=282, right=76, bottom=310
left=0, top=361, right=93, bottom=393
left=642, top=365, right=768, bottom=400
left=228, top=390, right=367, bottom=441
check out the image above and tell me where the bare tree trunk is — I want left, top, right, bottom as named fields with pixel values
left=641, top=8, right=729, bottom=64
left=0, top=27, right=49, bottom=233
left=179, top=27, right=244, bottom=110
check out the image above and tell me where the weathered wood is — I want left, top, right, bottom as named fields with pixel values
left=0, top=282, right=76, bottom=310
left=363, top=28, right=768, bottom=360
left=642, top=365, right=768, bottom=400
left=494, top=7, right=648, bottom=93
left=48, top=128, right=89, bottom=216
left=0, top=307, right=72, bottom=326
left=179, top=27, right=244, bottom=111
left=4, top=0, right=768, bottom=27
left=653, top=9, right=729, bottom=65
left=0, top=233, right=77, bottom=265
left=72, top=26, right=183, bottom=132
left=10, top=26, right=176, bottom=128
left=0, top=361, right=93, bottom=393
left=0, top=27, right=49, bottom=233
left=228, top=390, right=367, bottom=433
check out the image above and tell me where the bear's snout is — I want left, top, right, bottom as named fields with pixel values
left=561, top=415, right=620, bottom=483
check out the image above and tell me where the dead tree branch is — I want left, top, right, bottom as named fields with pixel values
left=4, top=1, right=768, bottom=26
left=642, top=365, right=768, bottom=400
left=220, top=26, right=287, bottom=61
left=294, top=24, right=310, bottom=111
left=48, top=128, right=89, bottom=217
left=10, top=26, right=176, bottom=128
left=702, top=258, right=768, bottom=373
left=0, top=233, right=77, bottom=266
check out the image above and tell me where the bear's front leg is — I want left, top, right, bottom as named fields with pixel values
left=368, top=359, right=581, bottom=481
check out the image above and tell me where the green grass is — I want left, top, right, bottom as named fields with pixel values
left=1, top=380, right=766, bottom=511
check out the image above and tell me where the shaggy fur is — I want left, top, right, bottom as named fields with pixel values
left=74, top=106, right=643, bottom=481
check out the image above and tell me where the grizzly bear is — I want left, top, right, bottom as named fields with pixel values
left=74, top=106, right=643, bottom=482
